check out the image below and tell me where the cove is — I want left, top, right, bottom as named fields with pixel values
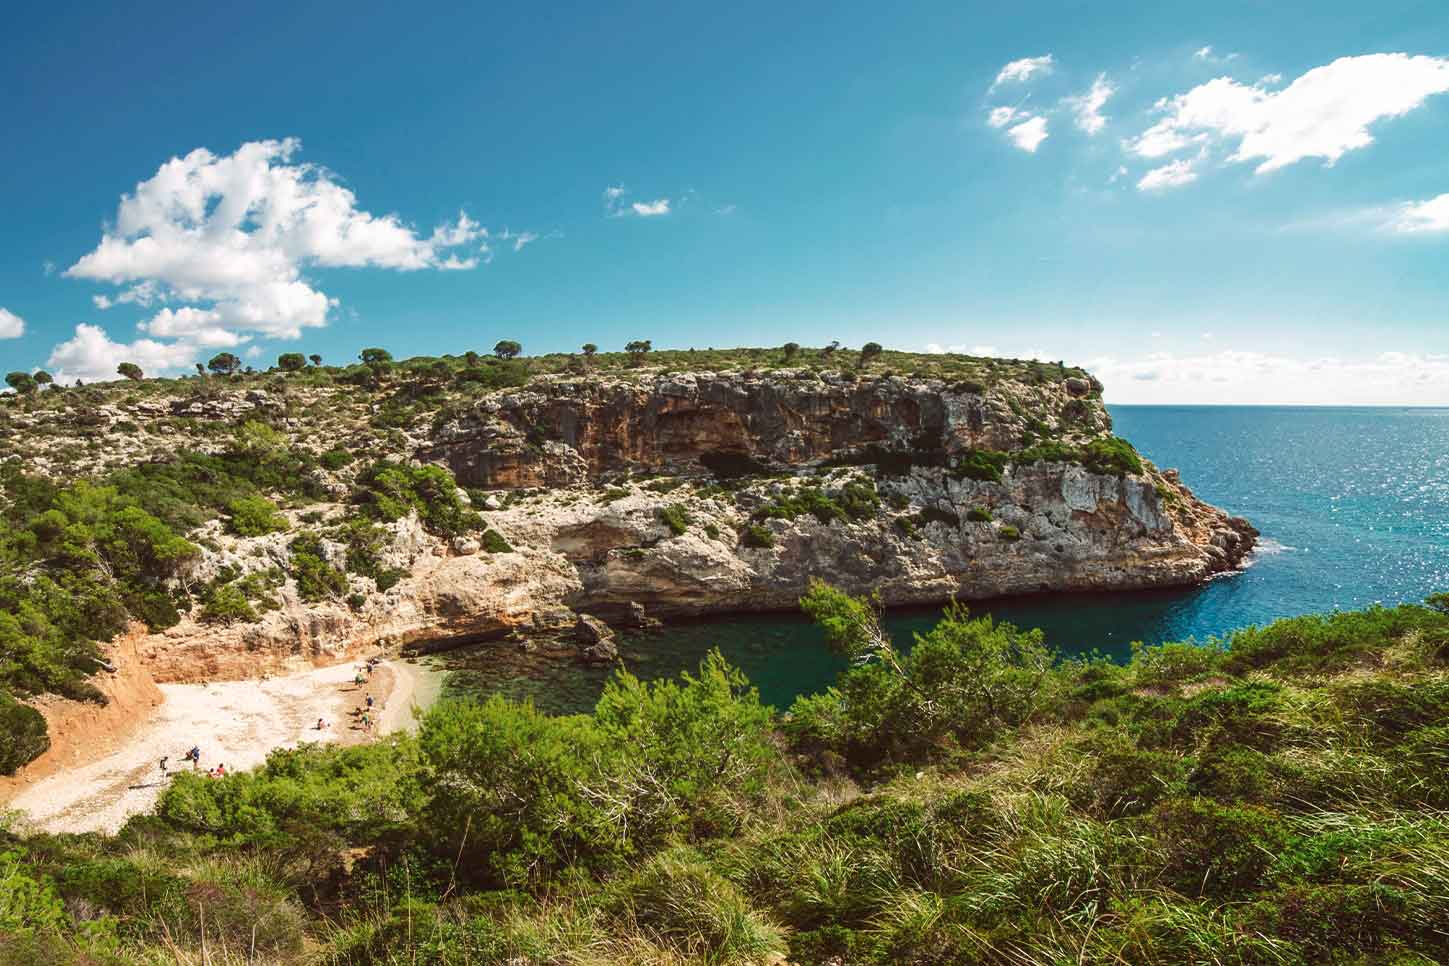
left=441, top=405, right=1449, bottom=714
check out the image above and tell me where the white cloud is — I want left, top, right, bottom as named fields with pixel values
left=46, top=323, right=199, bottom=383
left=1259, top=73, right=1284, bottom=85
left=500, top=229, right=539, bottom=251
left=987, top=106, right=1020, bottom=129
left=1387, top=193, right=1449, bottom=233
left=1127, top=53, right=1449, bottom=174
left=1193, top=46, right=1239, bottom=64
left=63, top=138, right=491, bottom=355
left=993, top=54, right=1054, bottom=88
left=1093, top=348, right=1449, bottom=405
left=1065, top=74, right=1116, bottom=135
left=1137, top=159, right=1199, bottom=191
left=715, top=204, right=737, bottom=216
left=1006, top=116, right=1049, bottom=153
left=0, top=308, right=24, bottom=339
left=604, top=184, right=671, bottom=218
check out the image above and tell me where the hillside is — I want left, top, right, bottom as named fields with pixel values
left=2, top=589, right=1448, bottom=963
left=0, top=346, right=1251, bottom=780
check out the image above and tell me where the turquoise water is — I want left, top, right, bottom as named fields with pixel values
left=447, top=407, right=1449, bottom=713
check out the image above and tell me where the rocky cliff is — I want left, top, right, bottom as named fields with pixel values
left=1, top=360, right=1254, bottom=682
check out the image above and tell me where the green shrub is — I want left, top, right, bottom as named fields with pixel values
left=966, top=506, right=992, bottom=523
left=481, top=529, right=514, bottom=554
left=319, top=447, right=353, bottom=470
left=353, top=461, right=481, bottom=537
left=225, top=494, right=288, bottom=536
left=658, top=503, right=691, bottom=536
left=1149, top=798, right=1289, bottom=898
left=998, top=524, right=1021, bottom=540
left=950, top=449, right=1009, bottom=482
left=0, top=694, right=49, bottom=775
left=742, top=524, right=775, bottom=549
left=288, top=533, right=346, bottom=602
left=199, top=583, right=257, bottom=625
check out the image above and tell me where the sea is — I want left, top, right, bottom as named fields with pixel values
left=441, top=406, right=1449, bottom=713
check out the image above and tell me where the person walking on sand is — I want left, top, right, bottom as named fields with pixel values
left=316, top=717, right=327, bottom=730
left=187, top=746, right=201, bottom=769
left=365, top=693, right=374, bottom=711
left=159, top=756, right=168, bottom=776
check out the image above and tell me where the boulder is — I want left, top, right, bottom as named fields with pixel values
left=574, top=613, right=619, bottom=664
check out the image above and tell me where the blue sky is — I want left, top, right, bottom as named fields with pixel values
left=2, top=0, right=1447, bottom=403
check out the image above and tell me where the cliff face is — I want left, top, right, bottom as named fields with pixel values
left=422, top=371, right=1112, bottom=488
left=79, top=367, right=1254, bottom=680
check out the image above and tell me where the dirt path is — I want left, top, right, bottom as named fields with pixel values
left=7, top=659, right=432, bottom=835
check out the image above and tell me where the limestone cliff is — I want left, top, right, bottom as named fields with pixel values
left=1, top=362, right=1254, bottom=682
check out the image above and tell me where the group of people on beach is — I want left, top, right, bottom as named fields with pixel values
left=157, top=747, right=226, bottom=779
left=152, top=655, right=389, bottom=784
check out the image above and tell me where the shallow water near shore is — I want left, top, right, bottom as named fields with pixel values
left=445, top=405, right=1449, bottom=714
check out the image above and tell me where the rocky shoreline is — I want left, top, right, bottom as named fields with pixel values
left=93, top=367, right=1255, bottom=681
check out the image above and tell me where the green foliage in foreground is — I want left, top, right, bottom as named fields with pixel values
left=5, top=592, right=1449, bottom=964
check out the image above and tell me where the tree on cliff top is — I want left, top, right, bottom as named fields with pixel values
left=494, top=340, right=523, bottom=360
left=117, top=362, right=144, bottom=381
left=277, top=353, right=307, bottom=372
left=5, top=372, right=36, bottom=395
left=582, top=343, right=598, bottom=357
left=207, top=352, right=241, bottom=376
left=625, top=340, right=652, bottom=366
left=859, top=342, right=883, bottom=367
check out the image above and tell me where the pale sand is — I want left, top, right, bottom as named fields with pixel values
left=7, top=658, right=441, bottom=835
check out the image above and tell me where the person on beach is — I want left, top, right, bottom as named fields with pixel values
left=159, top=756, right=168, bottom=775
left=187, top=746, right=200, bottom=769
left=316, top=718, right=327, bottom=730
left=365, top=694, right=374, bottom=711
left=216, top=764, right=226, bottom=777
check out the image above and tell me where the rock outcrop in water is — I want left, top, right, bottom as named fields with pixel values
left=1, top=359, right=1254, bottom=683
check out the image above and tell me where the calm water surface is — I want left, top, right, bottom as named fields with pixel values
left=444, top=406, right=1449, bottom=713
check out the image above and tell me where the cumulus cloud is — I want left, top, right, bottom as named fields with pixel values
left=993, top=54, right=1054, bottom=88
left=1387, top=193, right=1449, bottom=233
left=0, top=308, right=24, bottom=339
left=1006, top=116, right=1049, bottom=153
left=1126, top=53, right=1449, bottom=174
left=1137, top=159, right=1199, bottom=191
left=63, top=138, right=493, bottom=363
left=46, top=323, right=199, bottom=383
left=631, top=199, right=671, bottom=217
left=1064, top=74, right=1115, bottom=135
left=1091, top=348, right=1449, bottom=405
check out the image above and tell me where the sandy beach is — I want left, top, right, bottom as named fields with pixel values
left=6, top=658, right=440, bottom=835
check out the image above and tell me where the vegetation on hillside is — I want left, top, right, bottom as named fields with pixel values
left=3, top=589, right=1449, bottom=963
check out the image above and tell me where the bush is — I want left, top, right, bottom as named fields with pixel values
left=199, top=583, right=257, bottom=625
left=481, top=529, right=513, bottom=554
left=225, top=494, right=287, bottom=536
left=742, top=524, right=775, bottom=549
left=950, top=449, right=1009, bottom=482
left=354, top=461, right=481, bottom=537
left=0, top=694, right=49, bottom=774
left=998, top=524, right=1021, bottom=540
left=790, top=582, right=1054, bottom=774
left=1149, top=798, right=1288, bottom=898
left=966, top=506, right=992, bottom=523
left=289, top=533, right=346, bottom=602
left=658, top=503, right=691, bottom=536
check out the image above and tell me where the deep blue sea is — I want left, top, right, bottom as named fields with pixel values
left=446, top=407, right=1449, bottom=713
